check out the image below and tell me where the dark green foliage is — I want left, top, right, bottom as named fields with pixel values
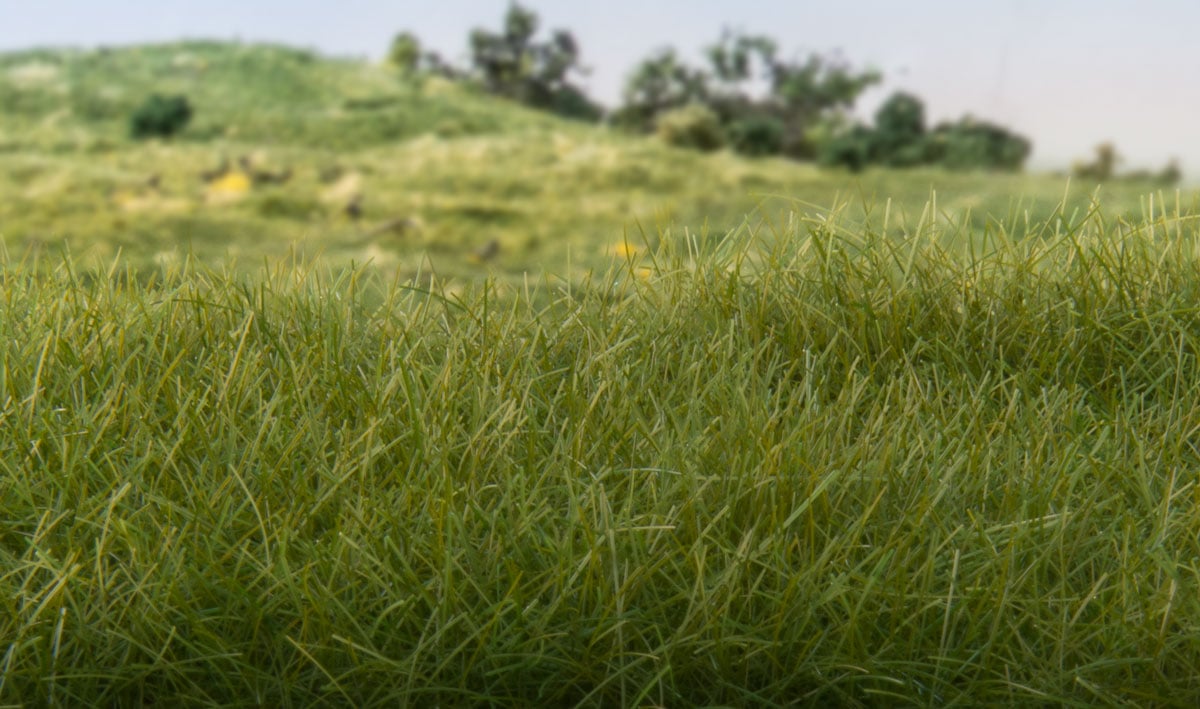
left=819, top=124, right=875, bottom=171
left=871, top=91, right=927, bottom=166
left=386, top=32, right=421, bottom=74
left=727, top=116, right=785, bottom=157
left=614, top=49, right=710, bottom=132
left=656, top=104, right=725, bottom=152
left=467, top=3, right=602, bottom=121
left=129, top=93, right=192, bottom=139
left=926, top=117, right=1031, bottom=171
left=694, top=32, right=882, bottom=156
left=618, top=30, right=879, bottom=158
left=765, top=50, right=882, bottom=157
left=545, top=84, right=604, bottom=121
left=820, top=92, right=1030, bottom=172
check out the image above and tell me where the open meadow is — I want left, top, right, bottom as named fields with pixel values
left=4, top=41, right=1200, bottom=706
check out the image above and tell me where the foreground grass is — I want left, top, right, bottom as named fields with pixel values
left=4, top=203, right=1200, bottom=706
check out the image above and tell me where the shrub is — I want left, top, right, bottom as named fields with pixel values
left=1158, top=159, right=1183, bottom=186
left=872, top=92, right=927, bottom=166
left=387, top=32, right=421, bottom=74
left=927, top=118, right=1030, bottom=171
left=545, top=85, right=605, bottom=122
left=819, top=124, right=874, bottom=171
left=656, top=104, right=724, bottom=152
left=467, top=3, right=601, bottom=121
left=727, top=116, right=784, bottom=157
left=1072, top=143, right=1118, bottom=181
left=129, top=94, right=192, bottom=139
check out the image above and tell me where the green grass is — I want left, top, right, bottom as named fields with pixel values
left=0, top=41, right=557, bottom=150
left=4, top=201, right=1200, bottom=705
left=6, top=39, right=1200, bottom=705
left=2, top=41, right=1195, bottom=288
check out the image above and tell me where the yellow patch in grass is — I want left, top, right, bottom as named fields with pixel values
left=611, top=241, right=641, bottom=258
left=206, top=171, right=252, bottom=204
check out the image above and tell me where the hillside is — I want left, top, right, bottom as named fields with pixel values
left=8, top=41, right=1200, bottom=706
left=0, top=40, right=1194, bottom=284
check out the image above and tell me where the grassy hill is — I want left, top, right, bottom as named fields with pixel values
left=1, top=41, right=1193, bottom=284
left=6, top=41, right=1200, bottom=706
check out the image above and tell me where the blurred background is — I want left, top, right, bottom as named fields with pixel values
left=4, top=0, right=1195, bottom=175
left=1, top=0, right=1195, bottom=283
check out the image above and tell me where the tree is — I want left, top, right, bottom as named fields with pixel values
left=702, top=31, right=777, bottom=122
left=616, top=31, right=880, bottom=158
left=871, top=91, right=927, bottom=166
left=468, top=3, right=601, bottom=120
left=765, top=51, right=881, bottom=157
left=697, top=31, right=881, bottom=157
left=612, top=49, right=710, bottom=131
left=387, top=32, right=421, bottom=75
left=1073, top=142, right=1119, bottom=181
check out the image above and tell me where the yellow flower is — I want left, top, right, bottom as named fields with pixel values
left=612, top=241, right=640, bottom=258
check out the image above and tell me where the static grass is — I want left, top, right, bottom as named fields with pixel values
left=0, top=41, right=558, bottom=150
left=3, top=41, right=1197, bottom=288
left=4, top=203, right=1200, bottom=706
left=3, top=134, right=1195, bottom=289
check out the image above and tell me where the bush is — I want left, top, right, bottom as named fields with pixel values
left=129, top=94, right=192, bottom=139
left=727, top=116, right=784, bottom=157
left=1158, top=159, right=1183, bottom=186
left=1072, top=143, right=1118, bottom=181
left=872, top=92, right=927, bottom=167
left=819, top=124, right=874, bottom=172
left=926, top=118, right=1030, bottom=171
left=656, top=104, right=724, bottom=152
left=544, top=84, right=605, bottom=122
left=387, top=32, right=421, bottom=74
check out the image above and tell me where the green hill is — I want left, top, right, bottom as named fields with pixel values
left=8, top=41, right=1200, bottom=706
left=0, top=41, right=563, bottom=150
left=0, top=40, right=1193, bottom=284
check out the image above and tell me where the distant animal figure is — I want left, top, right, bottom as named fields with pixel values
left=344, top=195, right=363, bottom=220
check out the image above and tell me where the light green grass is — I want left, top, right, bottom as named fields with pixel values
left=4, top=200, right=1200, bottom=705
left=3, top=41, right=1196, bottom=289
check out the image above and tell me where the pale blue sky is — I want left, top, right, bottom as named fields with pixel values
left=2, top=1, right=1197, bottom=174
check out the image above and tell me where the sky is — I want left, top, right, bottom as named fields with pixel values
left=2, top=0, right=1197, bottom=175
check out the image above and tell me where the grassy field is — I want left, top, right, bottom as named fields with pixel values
left=1, top=41, right=1193, bottom=285
left=6, top=210, right=1200, bottom=705
left=4, top=41, right=1200, bottom=706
